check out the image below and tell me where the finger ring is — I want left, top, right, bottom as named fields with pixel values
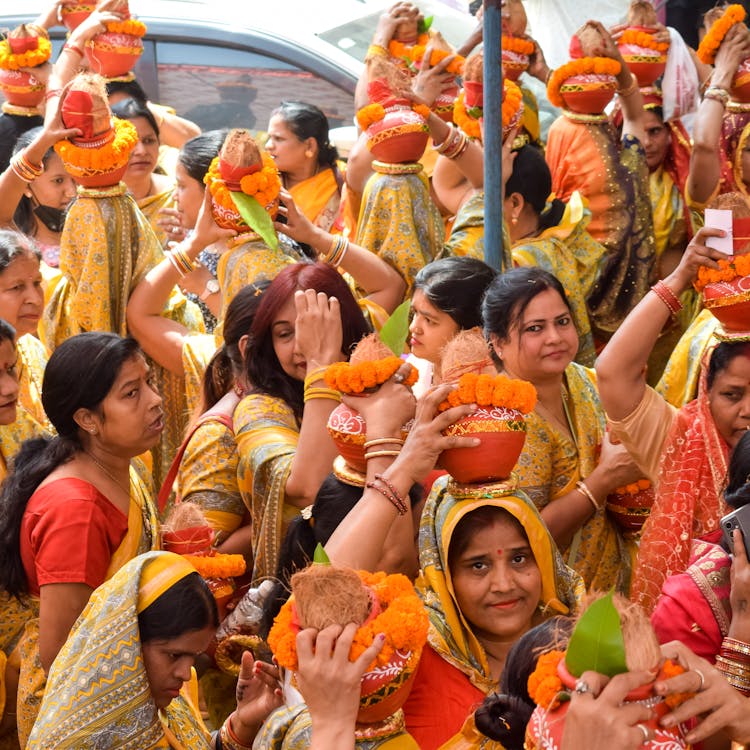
left=574, top=679, right=591, bottom=695
left=393, top=372, right=405, bottom=384
left=636, top=723, right=650, bottom=744
left=694, top=668, right=706, bottom=692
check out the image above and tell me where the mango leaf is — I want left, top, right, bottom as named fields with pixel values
left=418, top=15, right=433, bottom=33
left=230, top=191, right=279, bottom=251
left=313, top=543, right=331, bottom=565
left=564, top=591, right=627, bottom=678
left=379, top=299, right=411, bottom=356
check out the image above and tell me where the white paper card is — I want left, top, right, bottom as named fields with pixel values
left=704, top=208, right=734, bottom=255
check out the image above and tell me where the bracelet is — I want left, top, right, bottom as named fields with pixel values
left=723, top=637, right=750, bottom=657
left=366, top=43, right=389, bottom=60
left=166, top=251, right=187, bottom=278
left=219, top=715, right=254, bottom=750
left=364, top=437, right=404, bottom=449
left=10, top=152, right=44, bottom=182
left=63, top=41, right=84, bottom=57
left=374, top=472, right=408, bottom=510
left=365, top=449, right=401, bottom=460
left=704, top=86, right=730, bottom=106
left=575, top=480, right=600, bottom=512
left=650, top=280, right=683, bottom=316
left=617, top=75, right=639, bottom=97
left=716, top=654, right=750, bottom=677
left=171, top=247, right=195, bottom=275
left=322, top=235, right=349, bottom=267
left=303, top=387, right=341, bottom=403
left=303, top=365, right=329, bottom=390
left=366, top=477, right=407, bottom=515
left=44, top=87, right=63, bottom=101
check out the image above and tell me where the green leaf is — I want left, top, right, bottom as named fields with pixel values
left=418, top=16, right=433, bottom=33
left=230, top=191, right=279, bottom=251
left=379, top=299, right=411, bottom=356
left=564, top=591, right=627, bottom=678
left=313, top=543, right=331, bottom=565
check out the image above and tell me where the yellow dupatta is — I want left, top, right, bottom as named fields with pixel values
left=16, top=463, right=160, bottom=747
left=417, top=474, right=583, bottom=695
left=138, top=186, right=176, bottom=250
left=288, top=166, right=342, bottom=232
left=442, top=191, right=486, bottom=263
left=15, top=335, right=49, bottom=432
left=0, top=406, right=46, bottom=485
left=26, top=552, right=211, bottom=749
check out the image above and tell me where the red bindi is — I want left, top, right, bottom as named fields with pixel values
left=496, top=549, right=503, bottom=556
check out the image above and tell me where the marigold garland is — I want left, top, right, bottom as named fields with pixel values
left=325, top=357, right=418, bottom=394
left=0, top=36, right=51, bottom=71
left=502, top=79, right=523, bottom=130
left=697, top=4, right=746, bottom=65
left=527, top=650, right=565, bottom=710
left=437, top=373, right=537, bottom=414
left=182, top=553, right=247, bottom=578
left=502, top=35, right=535, bottom=56
left=357, top=102, right=386, bottom=130
left=546, top=57, right=621, bottom=109
left=410, top=44, right=465, bottom=75
left=661, top=659, right=695, bottom=709
left=267, top=570, right=428, bottom=672
left=204, top=152, right=281, bottom=215
left=54, top=116, right=137, bottom=175
left=618, top=28, right=670, bottom=53
left=388, top=32, right=430, bottom=70
left=612, top=478, right=652, bottom=495
left=453, top=90, right=482, bottom=139
left=695, top=253, right=750, bottom=292
left=104, top=18, right=147, bottom=37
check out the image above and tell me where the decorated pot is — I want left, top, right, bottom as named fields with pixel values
left=357, top=647, right=420, bottom=724
left=703, top=274, right=750, bottom=337
left=433, top=84, right=459, bottom=122
left=439, top=406, right=527, bottom=484
left=501, top=35, right=533, bottom=82
left=618, top=28, right=667, bottom=87
left=526, top=660, right=689, bottom=750
left=72, top=163, right=128, bottom=189
left=60, top=2, right=95, bottom=31
left=560, top=73, right=618, bottom=114
left=0, top=68, right=45, bottom=108
left=606, top=481, right=655, bottom=532
left=366, top=105, right=429, bottom=164
left=86, top=29, right=143, bottom=78
left=733, top=57, right=750, bottom=104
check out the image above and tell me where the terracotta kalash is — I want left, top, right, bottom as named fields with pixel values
left=697, top=4, right=750, bottom=104
left=547, top=22, right=621, bottom=115
left=0, top=24, right=51, bottom=116
left=617, top=1, right=669, bottom=87
left=60, top=0, right=96, bottom=32
left=267, top=546, right=428, bottom=744
left=526, top=592, right=692, bottom=749
left=501, top=0, right=535, bottom=82
left=85, top=0, right=146, bottom=80
left=55, top=72, right=138, bottom=187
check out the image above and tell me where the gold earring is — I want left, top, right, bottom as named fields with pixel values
left=511, top=216, right=518, bottom=225
left=305, top=149, right=313, bottom=158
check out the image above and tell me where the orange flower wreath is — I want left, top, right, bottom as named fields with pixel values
left=325, top=357, right=418, bottom=395
left=546, top=57, right=621, bottom=109
left=437, top=373, right=537, bottom=414
left=0, top=36, right=51, bottom=71
left=54, top=117, right=138, bottom=176
left=619, top=28, right=670, bottom=54
left=204, top=151, right=281, bottom=213
left=697, top=4, right=746, bottom=65
left=695, top=254, right=750, bottom=292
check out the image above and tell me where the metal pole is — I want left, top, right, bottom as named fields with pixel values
left=483, top=0, right=503, bottom=271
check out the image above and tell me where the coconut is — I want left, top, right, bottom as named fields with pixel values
left=438, top=327, right=494, bottom=384
left=349, top=332, right=394, bottom=365
left=502, top=0, right=528, bottom=36
left=627, top=0, right=659, bottom=29
left=571, top=21, right=608, bottom=58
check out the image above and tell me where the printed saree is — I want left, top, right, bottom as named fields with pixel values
left=441, top=191, right=488, bottom=265
left=26, top=552, right=210, bottom=749
left=138, top=186, right=176, bottom=250
left=15, top=334, right=48, bottom=431
left=0, top=405, right=46, bottom=485
left=288, top=165, right=343, bottom=233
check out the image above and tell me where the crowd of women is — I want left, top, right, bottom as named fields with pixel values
left=1, top=0, right=750, bottom=747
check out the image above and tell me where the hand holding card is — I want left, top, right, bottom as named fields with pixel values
left=704, top=208, right=733, bottom=255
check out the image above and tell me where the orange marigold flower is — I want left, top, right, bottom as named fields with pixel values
left=105, top=18, right=147, bottom=37
left=324, top=357, right=417, bottom=395
left=695, top=253, right=750, bottom=291
left=618, top=28, right=670, bottom=53
left=438, top=373, right=537, bottom=413
left=697, top=4, right=746, bottom=64
left=0, top=36, right=51, bottom=70
left=527, top=650, right=565, bottom=709
left=502, top=35, right=535, bottom=56
left=357, top=102, right=386, bottom=131
left=661, top=658, right=695, bottom=709
left=454, top=90, right=482, bottom=140
left=182, top=553, right=246, bottom=578
left=55, top=117, right=138, bottom=177
left=501, top=78, right=523, bottom=132
left=547, top=57, right=621, bottom=109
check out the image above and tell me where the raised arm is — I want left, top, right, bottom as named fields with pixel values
left=147, top=102, right=201, bottom=149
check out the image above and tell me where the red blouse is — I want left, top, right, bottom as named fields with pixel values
left=20, top=477, right=128, bottom=596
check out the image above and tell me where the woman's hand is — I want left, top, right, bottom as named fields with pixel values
left=596, top=431, right=643, bottom=490
left=67, top=0, right=123, bottom=45
left=714, top=22, right=750, bottom=87
left=157, top=207, right=188, bottom=243
left=296, top=623, right=385, bottom=734
left=663, top=225, right=727, bottom=293
left=412, top=45, right=457, bottom=107
left=294, top=289, right=343, bottom=368
left=526, top=38, right=550, bottom=84
left=729, top=528, right=750, bottom=642
left=656, top=640, right=750, bottom=745
left=228, top=651, right=283, bottom=745
left=561, top=670, right=656, bottom=750
left=189, top=187, right=236, bottom=253
left=274, top=190, right=318, bottom=248
left=372, top=2, right=419, bottom=47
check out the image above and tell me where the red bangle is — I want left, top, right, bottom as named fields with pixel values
left=63, top=42, right=84, bottom=57
left=650, top=280, right=682, bottom=316
left=366, top=477, right=407, bottom=515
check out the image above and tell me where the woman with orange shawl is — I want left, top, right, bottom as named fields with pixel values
left=596, top=227, right=750, bottom=614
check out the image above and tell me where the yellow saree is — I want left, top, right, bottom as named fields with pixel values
left=0, top=406, right=46, bottom=485
left=15, top=462, right=160, bottom=747
left=15, top=335, right=48, bottom=431
left=289, top=166, right=342, bottom=233
left=441, top=191, right=487, bottom=264
left=513, top=363, right=632, bottom=593
left=26, top=552, right=210, bottom=749
left=138, top=186, right=176, bottom=250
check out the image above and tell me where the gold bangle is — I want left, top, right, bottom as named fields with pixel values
left=366, top=43, right=389, bottom=60
left=723, top=638, right=750, bottom=657
left=617, top=74, right=639, bottom=97
left=303, top=387, right=341, bottom=403
left=364, top=437, right=405, bottom=449
left=365, top=450, right=401, bottom=460
left=575, top=480, right=601, bottom=512
left=303, top=365, right=329, bottom=390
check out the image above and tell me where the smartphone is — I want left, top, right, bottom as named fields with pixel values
left=721, top=504, right=750, bottom=558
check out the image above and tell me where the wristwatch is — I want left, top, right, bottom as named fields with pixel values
left=199, top=278, right=220, bottom=302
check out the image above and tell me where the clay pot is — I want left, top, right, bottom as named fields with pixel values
left=69, top=162, right=127, bottom=188
left=501, top=39, right=530, bottom=82
left=560, top=73, right=618, bottom=114
left=618, top=27, right=667, bottom=86
left=733, top=57, right=750, bottom=104
left=86, top=30, right=143, bottom=78
left=357, top=647, right=420, bottom=724
left=433, top=84, right=460, bottom=122
left=60, top=2, right=95, bottom=31
left=606, top=484, right=655, bottom=532
left=0, top=68, right=45, bottom=108
left=703, top=274, right=750, bottom=337
left=366, top=105, right=429, bottom=164
left=439, top=406, right=527, bottom=484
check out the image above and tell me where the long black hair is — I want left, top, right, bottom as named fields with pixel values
left=12, top=128, right=58, bottom=237
left=178, top=129, right=229, bottom=184
left=0, top=333, right=142, bottom=599
left=726, top=429, right=750, bottom=510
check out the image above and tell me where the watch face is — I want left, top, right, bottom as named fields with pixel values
left=207, top=279, right=220, bottom=294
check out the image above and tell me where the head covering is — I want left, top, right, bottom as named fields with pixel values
left=417, top=474, right=583, bottom=693
left=27, top=551, right=211, bottom=750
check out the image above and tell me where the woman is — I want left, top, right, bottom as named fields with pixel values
left=266, top=101, right=344, bottom=232
left=27, top=551, right=283, bottom=748
left=483, top=267, right=642, bottom=593
left=323, top=383, right=583, bottom=749
left=7, top=128, right=77, bottom=269
left=0, top=230, right=48, bottom=430
left=503, top=144, right=605, bottom=367
left=0, top=333, right=162, bottom=745
left=111, top=97, right=176, bottom=249
left=596, top=226, right=750, bottom=613
left=235, top=261, right=370, bottom=582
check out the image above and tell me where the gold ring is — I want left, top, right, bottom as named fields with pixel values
left=636, top=723, right=650, bottom=744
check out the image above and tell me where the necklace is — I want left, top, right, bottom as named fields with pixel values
left=86, top=451, right=130, bottom=497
